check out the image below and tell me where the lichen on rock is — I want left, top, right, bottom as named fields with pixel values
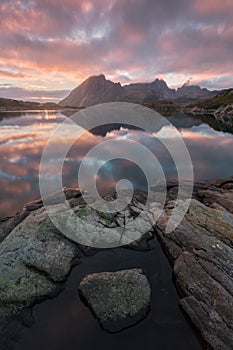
left=79, top=269, right=151, bottom=332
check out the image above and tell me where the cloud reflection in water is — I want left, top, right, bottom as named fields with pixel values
left=0, top=111, right=232, bottom=218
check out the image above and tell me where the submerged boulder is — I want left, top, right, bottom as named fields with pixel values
left=79, top=269, right=151, bottom=332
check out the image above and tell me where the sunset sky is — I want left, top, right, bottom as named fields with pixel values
left=0, top=0, right=233, bottom=101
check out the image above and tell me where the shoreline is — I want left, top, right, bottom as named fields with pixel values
left=0, top=177, right=233, bottom=349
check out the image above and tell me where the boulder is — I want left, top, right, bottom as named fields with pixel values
left=0, top=207, right=78, bottom=318
left=79, top=269, right=151, bottom=332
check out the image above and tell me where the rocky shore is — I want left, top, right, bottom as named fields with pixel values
left=0, top=177, right=233, bottom=349
left=157, top=178, right=233, bottom=349
left=184, top=104, right=233, bottom=126
left=183, top=89, right=233, bottom=130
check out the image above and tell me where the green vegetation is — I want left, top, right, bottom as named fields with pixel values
left=145, top=100, right=180, bottom=114
left=188, top=89, right=233, bottom=109
left=98, top=211, right=115, bottom=223
left=76, top=206, right=93, bottom=218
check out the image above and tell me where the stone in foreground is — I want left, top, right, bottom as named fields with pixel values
left=156, top=180, right=233, bottom=350
left=79, top=269, right=151, bottom=333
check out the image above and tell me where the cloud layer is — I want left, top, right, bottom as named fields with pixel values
left=0, top=0, right=233, bottom=100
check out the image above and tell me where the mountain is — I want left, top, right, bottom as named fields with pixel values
left=123, top=89, right=158, bottom=104
left=59, top=74, right=125, bottom=107
left=124, top=78, right=176, bottom=100
left=176, top=84, right=216, bottom=99
left=59, top=75, right=217, bottom=108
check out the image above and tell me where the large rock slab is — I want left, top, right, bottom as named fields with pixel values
left=156, top=180, right=233, bottom=350
left=0, top=207, right=78, bottom=321
left=79, top=269, right=151, bottom=332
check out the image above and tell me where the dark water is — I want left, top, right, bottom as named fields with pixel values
left=0, top=110, right=233, bottom=219
left=15, top=246, right=202, bottom=350
left=0, top=110, right=233, bottom=350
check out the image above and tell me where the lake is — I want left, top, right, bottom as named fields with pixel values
left=0, top=109, right=233, bottom=350
left=0, top=110, right=233, bottom=219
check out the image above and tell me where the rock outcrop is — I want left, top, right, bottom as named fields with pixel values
left=0, top=177, right=233, bottom=349
left=156, top=178, right=233, bottom=350
left=214, top=104, right=233, bottom=128
left=184, top=89, right=233, bottom=129
left=79, top=269, right=151, bottom=332
left=0, top=207, right=78, bottom=305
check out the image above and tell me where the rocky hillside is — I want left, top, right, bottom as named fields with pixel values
left=124, top=78, right=176, bottom=101
left=59, top=75, right=217, bottom=108
left=184, top=89, right=233, bottom=127
left=59, top=74, right=125, bottom=107
left=187, top=88, right=233, bottom=110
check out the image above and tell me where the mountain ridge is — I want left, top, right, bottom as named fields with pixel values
left=59, top=74, right=217, bottom=108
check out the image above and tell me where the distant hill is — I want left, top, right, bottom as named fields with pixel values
left=59, top=75, right=217, bottom=108
left=0, top=97, right=61, bottom=111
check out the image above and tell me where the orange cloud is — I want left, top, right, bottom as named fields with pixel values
left=0, top=69, right=28, bottom=79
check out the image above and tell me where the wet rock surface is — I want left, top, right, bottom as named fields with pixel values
left=79, top=269, right=151, bottom=332
left=156, top=178, right=233, bottom=350
left=0, top=178, right=232, bottom=349
left=0, top=207, right=78, bottom=325
left=0, top=188, right=156, bottom=349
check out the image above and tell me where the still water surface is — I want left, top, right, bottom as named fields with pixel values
left=0, top=110, right=232, bottom=350
left=0, top=110, right=233, bottom=219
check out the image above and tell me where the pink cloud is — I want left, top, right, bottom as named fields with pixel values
left=194, top=0, right=233, bottom=15
left=0, top=0, right=233, bottom=97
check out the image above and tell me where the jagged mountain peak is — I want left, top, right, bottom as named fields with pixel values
left=59, top=74, right=124, bottom=107
left=153, top=77, right=167, bottom=83
left=59, top=74, right=216, bottom=107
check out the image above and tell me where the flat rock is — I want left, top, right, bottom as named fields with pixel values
left=0, top=211, right=29, bottom=243
left=79, top=269, right=151, bottom=332
left=47, top=195, right=155, bottom=249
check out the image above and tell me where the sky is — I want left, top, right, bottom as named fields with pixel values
left=0, top=0, right=233, bottom=102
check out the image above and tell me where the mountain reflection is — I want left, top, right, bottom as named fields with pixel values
left=0, top=110, right=233, bottom=218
